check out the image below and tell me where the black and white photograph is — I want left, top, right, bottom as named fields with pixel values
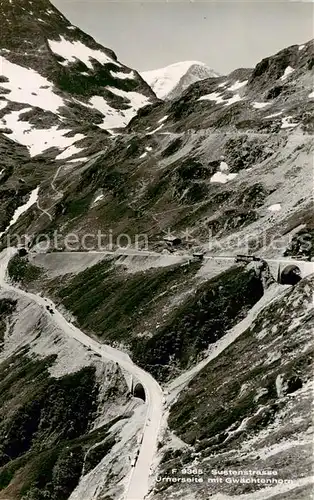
left=0, top=0, right=313, bottom=499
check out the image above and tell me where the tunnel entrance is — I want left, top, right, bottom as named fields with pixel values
left=133, top=383, right=146, bottom=402
left=279, top=265, right=302, bottom=285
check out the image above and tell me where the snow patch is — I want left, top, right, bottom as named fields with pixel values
left=0, top=56, right=65, bottom=112
left=110, top=70, right=135, bottom=80
left=265, top=111, right=283, bottom=119
left=227, top=79, right=248, bottom=91
left=254, top=435, right=313, bottom=460
left=48, top=36, right=121, bottom=69
left=147, top=124, right=164, bottom=135
left=252, top=101, right=270, bottom=109
left=210, top=172, right=238, bottom=184
left=268, top=203, right=282, bottom=212
left=158, top=115, right=168, bottom=124
left=309, top=91, right=314, bottom=98
left=93, top=193, right=104, bottom=205
left=0, top=108, right=85, bottom=157
left=199, top=91, right=225, bottom=104
left=90, top=89, right=151, bottom=130
left=66, top=157, right=89, bottom=163
left=280, top=66, right=294, bottom=81
left=199, top=91, right=243, bottom=106
left=275, top=373, right=284, bottom=397
left=55, top=145, right=84, bottom=161
left=281, top=116, right=299, bottom=129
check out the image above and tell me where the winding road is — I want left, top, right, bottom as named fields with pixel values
left=0, top=247, right=163, bottom=500
left=0, top=248, right=313, bottom=500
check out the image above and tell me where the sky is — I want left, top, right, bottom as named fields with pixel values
left=51, top=0, right=314, bottom=74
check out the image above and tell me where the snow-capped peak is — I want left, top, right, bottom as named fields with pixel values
left=141, top=61, right=220, bottom=100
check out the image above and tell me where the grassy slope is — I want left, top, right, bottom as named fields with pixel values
left=7, top=256, right=42, bottom=287
left=132, top=266, right=264, bottom=381
left=50, top=258, right=203, bottom=343
left=32, top=257, right=265, bottom=382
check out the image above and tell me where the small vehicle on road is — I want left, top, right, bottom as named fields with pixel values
left=192, top=251, right=204, bottom=261
left=46, top=305, right=54, bottom=315
left=235, top=254, right=260, bottom=263
left=130, top=449, right=140, bottom=467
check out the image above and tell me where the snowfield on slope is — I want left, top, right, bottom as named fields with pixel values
left=0, top=108, right=86, bottom=156
left=48, top=36, right=121, bottom=69
left=0, top=56, right=65, bottom=112
left=1, top=248, right=313, bottom=499
left=89, top=88, right=152, bottom=130
left=252, top=102, right=270, bottom=109
left=0, top=50, right=153, bottom=151
left=198, top=91, right=243, bottom=106
left=227, top=80, right=248, bottom=91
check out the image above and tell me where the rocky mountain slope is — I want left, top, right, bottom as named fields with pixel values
left=141, top=61, right=220, bottom=100
left=156, top=275, right=313, bottom=500
left=0, top=284, right=143, bottom=500
left=0, top=1, right=313, bottom=499
left=1, top=37, right=311, bottom=257
left=0, top=0, right=157, bottom=239
left=0, top=0, right=156, bottom=155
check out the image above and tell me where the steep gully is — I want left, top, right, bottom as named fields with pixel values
left=0, top=248, right=313, bottom=500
